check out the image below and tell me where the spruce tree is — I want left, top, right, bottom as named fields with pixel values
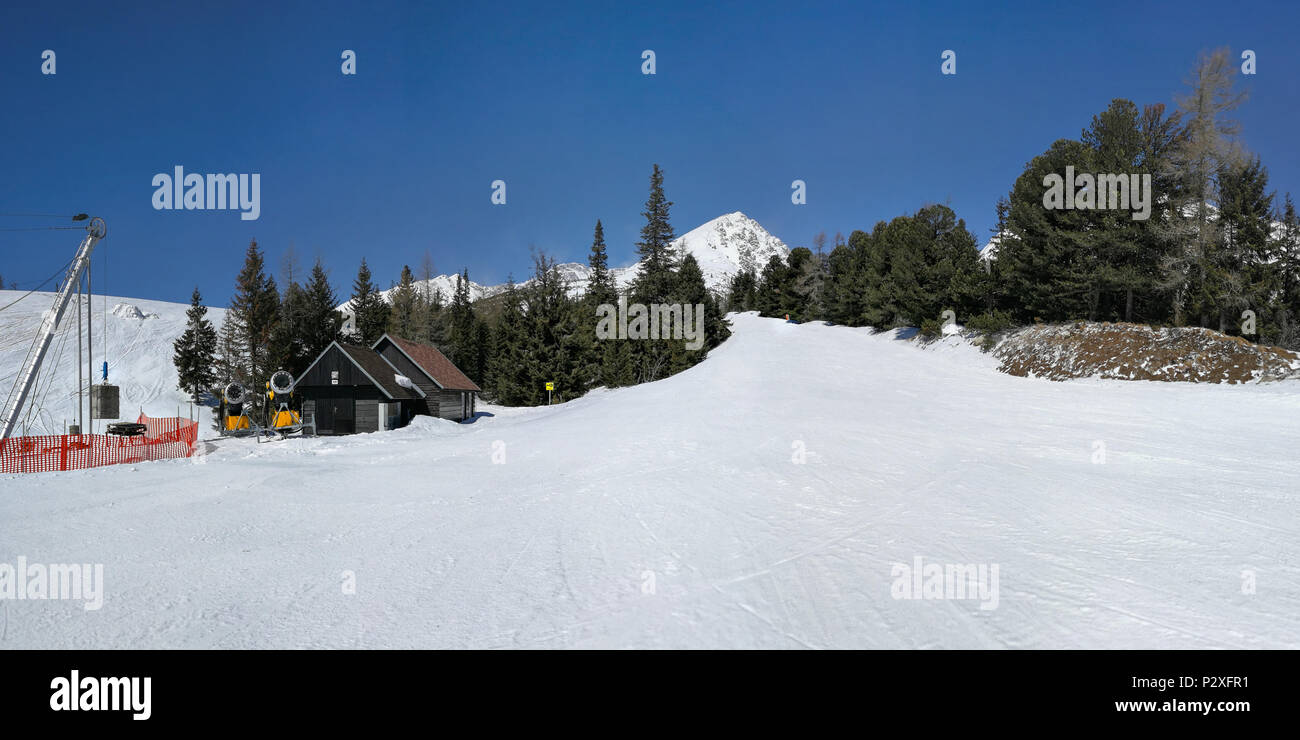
left=423, top=286, right=447, bottom=347
left=301, top=259, right=343, bottom=362
left=582, top=220, right=618, bottom=387
left=488, top=279, right=530, bottom=403
left=268, top=279, right=309, bottom=377
left=416, top=252, right=446, bottom=346
left=472, top=320, right=492, bottom=391
left=229, top=239, right=280, bottom=394
left=822, top=240, right=863, bottom=325
left=214, top=312, right=244, bottom=387
left=388, top=265, right=420, bottom=340
left=756, top=254, right=789, bottom=318
left=727, top=268, right=758, bottom=313
left=628, top=164, right=683, bottom=382
left=586, top=220, right=617, bottom=308
left=670, top=252, right=728, bottom=370
left=631, top=164, right=678, bottom=306
left=519, top=254, right=584, bottom=402
left=173, top=287, right=218, bottom=400
left=783, top=247, right=823, bottom=321
left=447, top=269, right=480, bottom=376
left=349, top=258, right=389, bottom=345
left=1217, top=156, right=1277, bottom=337
left=601, top=334, right=637, bottom=388
left=1276, top=195, right=1300, bottom=349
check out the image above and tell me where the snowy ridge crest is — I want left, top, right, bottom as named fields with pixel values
left=352, top=212, right=788, bottom=308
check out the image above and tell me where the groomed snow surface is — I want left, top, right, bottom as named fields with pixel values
left=3, top=312, right=1298, bottom=648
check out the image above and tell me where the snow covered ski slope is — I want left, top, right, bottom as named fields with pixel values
left=2, top=313, right=1297, bottom=648
left=0, top=290, right=224, bottom=435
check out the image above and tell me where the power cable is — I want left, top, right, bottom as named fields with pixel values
left=0, top=255, right=78, bottom=313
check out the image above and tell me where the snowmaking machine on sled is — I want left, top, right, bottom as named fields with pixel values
left=265, top=370, right=313, bottom=437
left=217, top=372, right=314, bottom=440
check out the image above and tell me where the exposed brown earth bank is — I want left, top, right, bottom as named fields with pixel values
left=993, top=322, right=1300, bottom=383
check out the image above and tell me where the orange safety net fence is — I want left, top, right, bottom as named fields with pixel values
left=0, top=415, right=199, bottom=474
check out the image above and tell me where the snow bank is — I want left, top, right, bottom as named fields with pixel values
left=111, top=303, right=160, bottom=320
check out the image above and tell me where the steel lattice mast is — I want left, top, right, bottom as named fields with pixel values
left=1, top=217, right=106, bottom=439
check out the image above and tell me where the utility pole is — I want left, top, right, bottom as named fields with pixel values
left=76, top=276, right=83, bottom=433
left=87, top=254, right=93, bottom=433
left=1, top=217, right=106, bottom=439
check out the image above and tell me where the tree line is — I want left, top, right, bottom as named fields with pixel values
left=174, top=164, right=729, bottom=411
left=727, top=48, right=1300, bottom=350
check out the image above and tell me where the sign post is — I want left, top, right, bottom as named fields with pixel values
left=545, top=381, right=554, bottom=405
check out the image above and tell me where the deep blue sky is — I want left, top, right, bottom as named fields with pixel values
left=1, top=0, right=1297, bottom=306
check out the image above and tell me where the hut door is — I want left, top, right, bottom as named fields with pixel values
left=316, top=394, right=335, bottom=434
left=333, top=397, right=355, bottom=435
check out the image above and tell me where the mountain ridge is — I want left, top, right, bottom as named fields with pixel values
left=342, top=211, right=789, bottom=311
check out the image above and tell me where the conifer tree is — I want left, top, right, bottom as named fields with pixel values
left=214, top=312, right=244, bottom=387
left=600, top=332, right=638, bottom=388
left=821, top=239, right=863, bottom=325
left=474, top=321, right=492, bottom=388
left=727, top=268, right=758, bottom=313
left=629, top=164, right=679, bottom=382
left=755, top=254, right=789, bottom=318
left=670, top=252, right=728, bottom=371
left=447, top=269, right=481, bottom=378
left=1276, top=195, right=1300, bottom=349
left=783, top=247, right=823, bottom=321
left=582, top=220, right=618, bottom=388
left=173, top=287, right=218, bottom=400
left=1217, top=156, right=1278, bottom=337
left=586, top=220, right=617, bottom=308
left=1160, top=48, right=1247, bottom=327
left=519, top=254, right=585, bottom=401
left=412, top=255, right=443, bottom=346
left=301, top=259, right=343, bottom=363
left=349, top=258, right=389, bottom=345
left=388, top=265, right=420, bottom=340
left=631, top=164, right=678, bottom=306
left=487, top=279, right=530, bottom=403
left=999, top=138, right=1100, bottom=322
left=229, top=239, right=280, bottom=392
left=268, top=279, right=309, bottom=377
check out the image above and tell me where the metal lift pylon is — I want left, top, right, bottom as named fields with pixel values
left=1, top=217, right=106, bottom=440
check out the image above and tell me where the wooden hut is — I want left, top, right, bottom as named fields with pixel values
left=293, top=336, right=481, bottom=435
left=293, top=342, right=423, bottom=435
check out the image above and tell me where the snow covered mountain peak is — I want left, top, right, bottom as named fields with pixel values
left=668, top=211, right=789, bottom=287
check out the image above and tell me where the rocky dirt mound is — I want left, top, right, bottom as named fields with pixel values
left=994, top=322, right=1300, bottom=383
